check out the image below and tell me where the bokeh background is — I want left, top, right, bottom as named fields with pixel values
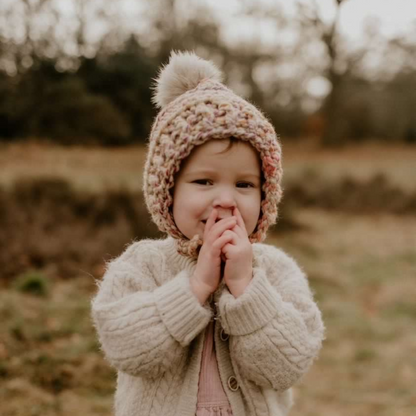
left=0, top=0, right=415, bottom=415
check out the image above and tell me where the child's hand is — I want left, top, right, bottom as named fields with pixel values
left=190, top=209, right=237, bottom=304
left=221, top=207, right=253, bottom=297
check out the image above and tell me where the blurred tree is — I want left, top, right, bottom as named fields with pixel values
left=0, top=0, right=232, bottom=144
left=0, top=72, right=20, bottom=139
left=5, top=59, right=65, bottom=139
left=145, top=0, right=227, bottom=63
left=294, top=0, right=372, bottom=146
left=29, top=77, right=131, bottom=145
left=371, top=70, right=416, bottom=142
left=389, top=33, right=416, bottom=142
left=0, top=0, right=59, bottom=73
left=1, top=0, right=416, bottom=145
left=77, top=37, right=157, bottom=142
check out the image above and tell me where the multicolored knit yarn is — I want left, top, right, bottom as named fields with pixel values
left=143, top=51, right=283, bottom=258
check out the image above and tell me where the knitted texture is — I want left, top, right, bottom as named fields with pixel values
left=91, top=237, right=325, bottom=416
left=143, top=51, right=283, bottom=258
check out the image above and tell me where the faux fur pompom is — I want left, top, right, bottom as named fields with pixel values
left=152, top=50, right=223, bottom=108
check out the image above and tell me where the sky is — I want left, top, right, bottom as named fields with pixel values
left=205, top=0, right=416, bottom=42
left=321, top=0, right=416, bottom=38
left=1, top=0, right=415, bottom=49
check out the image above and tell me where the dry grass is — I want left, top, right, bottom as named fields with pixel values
left=0, top=277, right=115, bottom=416
left=1, top=140, right=415, bottom=192
left=267, top=210, right=416, bottom=416
left=282, top=140, right=416, bottom=192
left=0, top=141, right=147, bottom=192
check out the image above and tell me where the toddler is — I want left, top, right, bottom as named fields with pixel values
left=92, top=51, right=325, bottom=416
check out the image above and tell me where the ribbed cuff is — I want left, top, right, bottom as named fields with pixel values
left=154, top=271, right=213, bottom=346
left=218, top=268, right=281, bottom=336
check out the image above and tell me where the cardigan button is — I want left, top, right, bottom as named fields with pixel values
left=220, top=329, right=229, bottom=341
left=227, top=376, right=239, bottom=392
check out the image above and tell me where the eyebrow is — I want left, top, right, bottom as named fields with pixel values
left=182, top=170, right=261, bottom=180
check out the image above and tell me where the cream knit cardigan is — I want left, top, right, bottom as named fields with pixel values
left=91, top=238, right=324, bottom=416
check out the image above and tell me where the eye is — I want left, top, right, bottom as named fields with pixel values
left=236, top=182, right=254, bottom=189
left=193, top=179, right=212, bottom=185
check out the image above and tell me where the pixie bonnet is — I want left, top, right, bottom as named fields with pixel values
left=143, top=51, right=283, bottom=258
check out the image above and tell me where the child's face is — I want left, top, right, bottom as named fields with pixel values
left=172, top=139, right=262, bottom=241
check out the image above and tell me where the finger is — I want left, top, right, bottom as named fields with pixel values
left=221, top=242, right=234, bottom=260
left=230, top=223, right=246, bottom=239
left=219, top=230, right=238, bottom=261
left=220, top=229, right=238, bottom=246
left=233, top=207, right=248, bottom=234
left=207, top=216, right=237, bottom=241
left=221, top=240, right=239, bottom=260
left=204, top=209, right=218, bottom=239
left=212, top=231, right=235, bottom=253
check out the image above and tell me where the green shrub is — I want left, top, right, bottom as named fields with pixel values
left=31, top=78, right=131, bottom=145
left=13, top=271, right=50, bottom=297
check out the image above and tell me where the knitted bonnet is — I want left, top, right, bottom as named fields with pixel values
left=143, top=50, right=283, bottom=258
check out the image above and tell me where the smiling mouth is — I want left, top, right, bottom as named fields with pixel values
left=202, top=219, right=223, bottom=224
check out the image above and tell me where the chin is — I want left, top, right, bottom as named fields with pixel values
left=182, top=230, right=202, bottom=241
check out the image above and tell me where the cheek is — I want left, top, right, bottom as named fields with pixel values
left=240, top=194, right=262, bottom=234
left=173, top=187, right=206, bottom=218
left=250, top=190, right=262, bottom=215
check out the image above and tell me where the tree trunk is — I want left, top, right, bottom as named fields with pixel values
left=321, top=73, right=348, bottom=147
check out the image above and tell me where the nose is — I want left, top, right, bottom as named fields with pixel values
left=213, top=187, right=236, bottom=213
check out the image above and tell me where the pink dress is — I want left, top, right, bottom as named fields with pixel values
left=196, top=318, right=233, bottom=416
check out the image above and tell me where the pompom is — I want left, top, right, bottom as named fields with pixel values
left=152, top=50, right=223, bottom=108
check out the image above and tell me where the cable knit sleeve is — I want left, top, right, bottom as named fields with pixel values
left=91, top=241, right=212, bottom=379
left=217, top=244, right=324, bottom=392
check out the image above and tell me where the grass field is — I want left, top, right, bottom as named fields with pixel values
left=0, top=140, right=415, bottom=415
left=1, top=140, right=416, bottom=192
left=271, top=209, right=416, bottom=416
